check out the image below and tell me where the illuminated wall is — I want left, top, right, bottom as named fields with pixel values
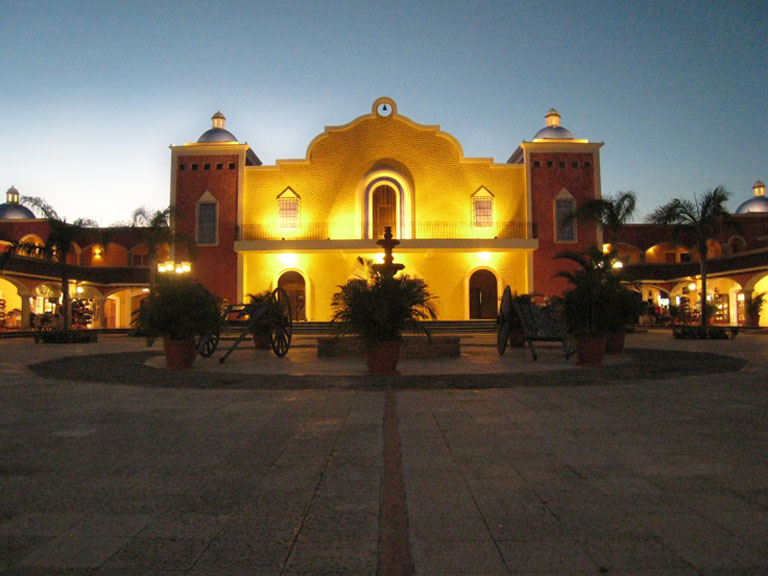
left=241, top=249, right=531, bottom=321
left=236, top=98, right=532, bottom=320
left=170, top=98, right=604, bottom=320
left=241, top=99, right=528, bottom=241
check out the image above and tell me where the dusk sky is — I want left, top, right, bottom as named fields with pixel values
left=2, top=1, right=766, bottom=226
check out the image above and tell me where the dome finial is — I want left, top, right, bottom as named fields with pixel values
left=212, top=111, right=226, bottom=130
left=753, top=180, right=765, bottom=198
left=545, top=109, right=561, bottom=128
left=6, top=185, right=19, bottom=204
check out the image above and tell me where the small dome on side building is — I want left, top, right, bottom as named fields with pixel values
left=0, top=186, right=36, bottom=219
left=735, top=180, right=768, bottom=214
left=197, top=111, right=239, bottom=143
left=533, top=109, right=575, bottom=140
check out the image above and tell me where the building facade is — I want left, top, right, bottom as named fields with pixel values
left=2, top=99, right=766, bottom=331
left=0, top=186, right=154, bottom=329
left=617, top=180, right=768, bottom=326
left=170, top=98, right=603, bottom=321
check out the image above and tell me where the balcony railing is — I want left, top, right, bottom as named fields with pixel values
left=238, top=221, right=537, bottom=241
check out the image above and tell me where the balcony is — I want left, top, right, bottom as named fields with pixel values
left=238, top=221, right=537, bottom=241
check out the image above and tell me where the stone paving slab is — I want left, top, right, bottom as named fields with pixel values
left=0, top=332, right=766, bottom=574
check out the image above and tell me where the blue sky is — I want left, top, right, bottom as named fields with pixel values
left=1, top=1, right=766, bottom=225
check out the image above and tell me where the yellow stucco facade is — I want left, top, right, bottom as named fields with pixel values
left=233, top=97, right=537, bottom=320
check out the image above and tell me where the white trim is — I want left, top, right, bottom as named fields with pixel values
left=362, top=170, right=413, bottom=239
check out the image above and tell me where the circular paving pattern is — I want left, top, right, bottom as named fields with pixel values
left=28, top=348, right=747, bottom=390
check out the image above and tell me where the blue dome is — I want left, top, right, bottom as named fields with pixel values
left=0, top=203, right=35, bottom=219
left=735, top=196, right=768, bottom=214
left=533, top=125, right=574, bottom=140
left=533, top=108, right=575, bottom=140
left=197, top=111, right=239, bottom=143
left=0, top=186, right=35, bottom=219
left=197, top=127, right=239, bottom=143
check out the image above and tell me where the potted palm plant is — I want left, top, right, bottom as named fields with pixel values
left=330, top=257, right=437, bottom=374
left=605, top=287, right=643, bottom=354
left=136, top=277, right=221, bottom=369
left=556, top=247, right=626, bottom=365
left=747, top=292, right=765, bottom=327
left=247, top=290, right=273, bottom=349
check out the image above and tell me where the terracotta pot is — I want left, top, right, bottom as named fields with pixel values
left=252, top=330, right=271, bottom=350
left=508, top=330, right=526, bottom=348
left=605, top=331, right=626, bottom=355
left=364, top=341, right=401, bottom=374
left=575, top=336, right=607, bottom=366
left=163, top=337, right=197, bottom=370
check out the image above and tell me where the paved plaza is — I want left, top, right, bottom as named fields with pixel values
left=0, top=331, right=767, bottom=575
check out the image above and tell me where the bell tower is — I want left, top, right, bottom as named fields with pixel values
left=509, top=109, right=604, bottom=297
left=170, top=112, right=261, bottom=303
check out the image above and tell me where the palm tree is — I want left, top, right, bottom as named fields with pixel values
left=15, top=197, right=104, bottom=332
left=130, top=206, right=172, bottom=299
left=574, top=191, right=637, bottom=244
left=648, top=186, right=737, bottom=328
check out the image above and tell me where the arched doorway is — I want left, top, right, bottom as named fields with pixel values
left=469, top=270, right=497, bottom=319
left=278, top=271, right=306, bottom=321
left=372, top=185, right=396, bottom=239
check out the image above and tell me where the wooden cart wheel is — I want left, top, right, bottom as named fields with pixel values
left=269, top=287, right=293, bottom=357
left=196, top=328, right=220, bottom=357
left=497, top=286, right=512, bottom=355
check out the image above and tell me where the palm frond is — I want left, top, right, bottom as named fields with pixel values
left=20, top=196, right=60, bottom=220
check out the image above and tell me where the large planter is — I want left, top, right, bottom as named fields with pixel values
left=605, top=330, right=626, bottom=355
left=252, top=330, right=271, bottom=350
left=163, top=337, right=197, bottom=369
left=364, top=341, right=401, bottom=374
left=575, top=336, right=607, bottom=366
left=508, top=330, right=526, bottom=348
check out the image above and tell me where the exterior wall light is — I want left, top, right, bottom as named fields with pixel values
left=478, top=252, right=492, bottom=261
left=278, top=253, right=298, bottom=266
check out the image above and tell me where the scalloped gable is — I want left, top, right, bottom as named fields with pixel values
left=270, top=98, right=498, bottom=168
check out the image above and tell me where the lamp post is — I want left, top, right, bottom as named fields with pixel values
left=157, top=261, right=191, bottom=275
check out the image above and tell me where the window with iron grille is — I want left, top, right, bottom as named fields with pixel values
left=473, top=197, right=493, bottom=227
left=197, top=202, right=217, bottom=244
left=555, top=198, right=576, bottom=242
left=278, top=196, right=299, bottom=229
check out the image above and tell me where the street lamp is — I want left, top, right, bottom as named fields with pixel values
left=157, top=261, right=191, bottom=274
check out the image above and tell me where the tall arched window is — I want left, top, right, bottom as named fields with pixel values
left=196, top=191, right=218, bottom=245
left=372, top=184, right=396, bottom=239
left=554, top=189, right=576, bottom=243
left=363, top=170, right=412, bottom=239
